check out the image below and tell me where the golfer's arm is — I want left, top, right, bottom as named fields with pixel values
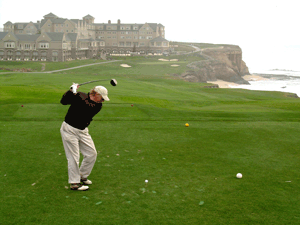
left=60, top=90, right=76, bottom=105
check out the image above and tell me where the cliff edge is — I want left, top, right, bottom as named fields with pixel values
left=181, top=45, right=250, bottom=84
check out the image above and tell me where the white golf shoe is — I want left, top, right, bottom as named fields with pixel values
left=81, top=178, right=92, bottom=185
left=70, top=183, right=89, bottom=191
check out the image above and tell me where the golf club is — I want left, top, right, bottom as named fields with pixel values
left=71, top=79, right=117, bottom=93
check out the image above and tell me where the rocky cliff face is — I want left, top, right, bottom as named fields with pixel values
left=181, top=45, right=250, bottom=84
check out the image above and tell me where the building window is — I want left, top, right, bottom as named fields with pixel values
left=52, top=51, right=58, bottom=62
left=119, top=42, right=124, bottom=46
left=156, top=42, right=162, bottom=46
left=163, top=42, right=168, bottom=47
left=25, top=44, right=31, bottom=49
left=5, top=42, right=15, bottom=48
left=16, top=51, right=21, bottom=55
left=39, top=43, right=49, bottom=48
left=24, top=51, right=30, bottom=56
left=126, top=42, right=131, bottom=47
left=0, top=51, right=4, bottom=55
left=33, top=51, right=38, bottom=56
left=147, top=36, right=152, bottom=39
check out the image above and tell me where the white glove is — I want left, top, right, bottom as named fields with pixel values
left=70, top=83, right=79, bottom=94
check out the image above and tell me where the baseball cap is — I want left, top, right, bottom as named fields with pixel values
left=94, top=86, right=110, bottom=101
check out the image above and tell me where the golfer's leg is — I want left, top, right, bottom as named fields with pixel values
left=60, top=122, right=81, bottom=184
left=79, top=128, right=97, bottom=179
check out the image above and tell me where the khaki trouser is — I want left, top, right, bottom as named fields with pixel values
left=60, top=121, right=97, bottom=184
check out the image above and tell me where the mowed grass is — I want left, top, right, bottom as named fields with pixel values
left=0, top=58, right=300, bottom=224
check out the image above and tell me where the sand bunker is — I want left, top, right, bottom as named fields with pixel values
left=120, top=64, right=131, bottom=68
left=171, top=64, right=180, bottom=67
left=158, top=59, right=179, bottom=62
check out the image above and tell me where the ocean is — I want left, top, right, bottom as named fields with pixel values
left=231, top=69, right=300, bottom=97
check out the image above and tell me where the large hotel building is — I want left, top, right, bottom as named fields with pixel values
left=0, top=13, right=169, bottom=62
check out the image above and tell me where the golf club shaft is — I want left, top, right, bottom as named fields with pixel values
left=79, top=79, right=108, bottom=86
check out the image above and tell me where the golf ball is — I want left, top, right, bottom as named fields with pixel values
left=236, top=173, right=242, bottom=179
left=145, top=180, right=148, bottom=183
left=185, top=123, right=189, bottom=127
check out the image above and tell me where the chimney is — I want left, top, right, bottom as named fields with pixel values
left=108, top=20, right=111, bottom=24
left=118, top=19, right=121, bottom=24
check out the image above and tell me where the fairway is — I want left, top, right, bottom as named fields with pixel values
left=1, top=58, right=300, bottom=224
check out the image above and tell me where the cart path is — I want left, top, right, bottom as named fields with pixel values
left=0, top=60, right=121, bottom=74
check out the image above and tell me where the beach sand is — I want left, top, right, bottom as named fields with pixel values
left=243, top=74, right=269, bottom=81
left=207, top=75, right=268, bottom=88
left=206, top=80, right=239, bottom=88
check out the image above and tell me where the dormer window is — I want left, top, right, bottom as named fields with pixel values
left=39, top=42, right=49, bottom=48
left=5, top=42, right=15, bottom=48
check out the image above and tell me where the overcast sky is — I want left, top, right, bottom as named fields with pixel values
left=0, top=0, right=299, bottom=72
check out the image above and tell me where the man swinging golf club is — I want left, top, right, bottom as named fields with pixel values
left=60, top=83, right=109, bottom=191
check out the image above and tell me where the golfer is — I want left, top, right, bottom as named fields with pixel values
left=60, top=84, right=109, bottom=191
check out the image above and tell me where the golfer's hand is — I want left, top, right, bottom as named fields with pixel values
left=70, top=83, right=79, bottom=94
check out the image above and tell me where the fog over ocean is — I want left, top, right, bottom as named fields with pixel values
left=232, top=46, right=300, bottom=97
left=232, top=70, right=300, bottom=97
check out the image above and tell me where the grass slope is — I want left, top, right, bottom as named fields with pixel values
left=0, top=57, right=300, bottom=224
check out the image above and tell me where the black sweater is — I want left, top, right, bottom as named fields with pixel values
left=60, top=90, right=102, bottom=130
